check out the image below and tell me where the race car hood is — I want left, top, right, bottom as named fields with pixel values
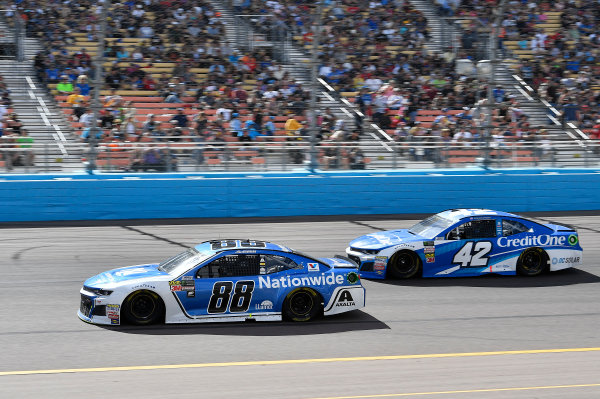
left=350, top=229, right=423, bottom=250
left=84, top=264, right=168, bottom=287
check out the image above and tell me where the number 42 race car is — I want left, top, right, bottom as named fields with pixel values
left=79, top=240, right=365, bottom=326
left=346, top=209, right=583, bottom=279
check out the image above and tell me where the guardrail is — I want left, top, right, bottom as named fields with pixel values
left=0, top=140, right=598, bottom=173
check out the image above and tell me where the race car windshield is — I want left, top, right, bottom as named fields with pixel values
left=408, top=214, right=455, bottom=239
left=158, top=248, right=209, bottom=274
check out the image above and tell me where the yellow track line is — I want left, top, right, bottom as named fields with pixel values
left=306, top=383, right=600, bottom=399
left=1, top=347, right=600, bottom=377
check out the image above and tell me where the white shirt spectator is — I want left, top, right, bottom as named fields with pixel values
left=453, top=130, right=473, bottom=145
left=79, top=111, right=94, bottom=127
left=319, top=64, right=332, bottom=77
left=139, top=25, right=154, bottom=38
left=365, top=77, right=383, bottom=92
left=263, top=89, right=280, bottom=99
left=132, top=5, right=145, bottom=18
left=216, top=107, right=232, bottom=121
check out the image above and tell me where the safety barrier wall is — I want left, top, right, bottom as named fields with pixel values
left=0, top=169, right=598, bottom=222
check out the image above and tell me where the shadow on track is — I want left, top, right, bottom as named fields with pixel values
left=102, top=310, right=388, bottom=336
left=371, top=268, right=600, bottom=288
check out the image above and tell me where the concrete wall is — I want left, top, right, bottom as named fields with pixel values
left=0, top=169, right=598, bottom=222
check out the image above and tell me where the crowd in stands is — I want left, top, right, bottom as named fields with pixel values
left=3, top=0, right=596, bottom=171
left=0, top=74, right=34, bottom=169
left=436, top=0, right=600, bottom=141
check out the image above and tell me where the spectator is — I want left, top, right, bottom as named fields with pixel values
left=56, top=76, right=74, bottom=95
left=170, top=108, right=189, bottom=129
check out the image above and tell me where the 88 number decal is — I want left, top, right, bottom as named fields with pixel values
left=207, top=281, right=255, bottom=313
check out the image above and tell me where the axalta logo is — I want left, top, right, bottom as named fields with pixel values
left=336, top=290, right=355, bottom=307
left=258, top=274, right=344, bottom=289
left=255, top=300, right=273, bottom=310
left=497, top=235, right=565, bottom=248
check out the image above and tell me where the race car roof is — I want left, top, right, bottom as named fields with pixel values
left=438, top=209, right=521, bottom=222
left=194, top=239, right=292, bottom=254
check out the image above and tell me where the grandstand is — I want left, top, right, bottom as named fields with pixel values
left=0, top=0, right=597, bottom=173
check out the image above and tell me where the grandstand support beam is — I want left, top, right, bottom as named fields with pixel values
left=483, top=0, right=508, bottom=168
left=87, top=0, right=108, bottom=173
left=308, top=1, right=323, bottom=173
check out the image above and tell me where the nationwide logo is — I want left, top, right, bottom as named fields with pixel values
left=497, top=235, right=566, bottom=248
left=255, top=300, right=274, bottom=310
left=258, top=274, right=344, bottom=289
left=336, top=290, right=355, bottom=307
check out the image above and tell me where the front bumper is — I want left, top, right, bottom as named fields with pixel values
left=345, top=247, right=386, bottom=279
left=78, top=289, right=121, bottom=325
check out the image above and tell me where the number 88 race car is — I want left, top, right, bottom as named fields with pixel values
left=346, top=209, right=583, bottom=279
left=79, top=240, right=365, bottom=325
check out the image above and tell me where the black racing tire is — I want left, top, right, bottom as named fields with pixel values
left=516, top=247, right=548, bottom=276
left=387, top=250, right=421, bottom=279
left=282, top=288, right=321, bottom=322
left=122, top=290, right=165, bottom=325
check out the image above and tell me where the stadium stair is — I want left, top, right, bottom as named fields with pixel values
left=0, top=22, right=83, bottom=172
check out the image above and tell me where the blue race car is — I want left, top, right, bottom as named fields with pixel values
left=346, top=209, right=583, bottom=279
left=79, top=239, right=365, bottom=325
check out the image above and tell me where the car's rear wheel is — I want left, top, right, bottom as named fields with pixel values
left=283, top=288, right=321, bottom=322
left=516, top=247, right=547, bottom=276
left=122, top=290, right=164, bottom=325
left=387, top=250, right=421, bottom=279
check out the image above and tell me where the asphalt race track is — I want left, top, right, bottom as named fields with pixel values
left=1, top=215, right=599, bottom=398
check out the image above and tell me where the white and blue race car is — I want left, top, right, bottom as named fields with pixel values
left=346, top=209, right=583, bottom=279
left=79, top=239, right=365, bottom=325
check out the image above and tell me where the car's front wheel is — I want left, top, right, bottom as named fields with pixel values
left=283, top=288, right=321, bottom=322
left=122, top=290, right=164, bottom=325
left=387, top=250, right=421, bottom=279
left=516, top=247, right=547, bottom=276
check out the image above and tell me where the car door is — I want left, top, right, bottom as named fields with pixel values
left=443, top=219, right=498, bottom=274
left=173, top=251, right=288, bottom=318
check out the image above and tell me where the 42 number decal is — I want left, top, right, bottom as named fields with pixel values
left=452, top=241, right=492, bottom=267
left=207, top=281, right=255, bottom=314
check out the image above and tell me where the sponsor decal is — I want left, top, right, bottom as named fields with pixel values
left=374, top=256, right=387, bottom=271
left=496, top=220, right=502, bottom=237
left=497, top=235, right=566, bottom=248
left=425, top=253, right=435, bottom=258
left=258, top=273, right=344, bottom=289
left=235, top=250, right=257, bottom=254
left=107, top=304, right=120, bottom=323
left=426, top=257, right=435, bottom=263
left=490, top=264, right=511, bottom=272
left=376, top=270, right=384, bottom=275
left=169, top=280, right=183, bottom=291
left=131, top=283, right=156, bottom=290
left=424, top=247, right=435, bottom=254
left=182, top=276, right=193, bottom=280
left=568, top=234, right=578, bottom=246
left=552, top=256, right=580, bottom=265
left=255, top=300, right=274, bottom=310
left=187, top=291, right=195, bottom=297
left=435, top=237, right=444, bottom=241
left=423, top=241, right=435, bottom=247
left=307, top=263, right=319, bottom=272
left=336, top=290, right=356, bottom=307
left=425, top=252, right=435, bottom=263
left=347, top=272, right=359, bottom=284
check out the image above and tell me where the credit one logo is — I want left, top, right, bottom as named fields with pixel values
left=497, top=235, right=566, bottom=247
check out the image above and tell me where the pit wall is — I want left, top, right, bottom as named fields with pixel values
left=1, top=169, right=598, bottom=222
